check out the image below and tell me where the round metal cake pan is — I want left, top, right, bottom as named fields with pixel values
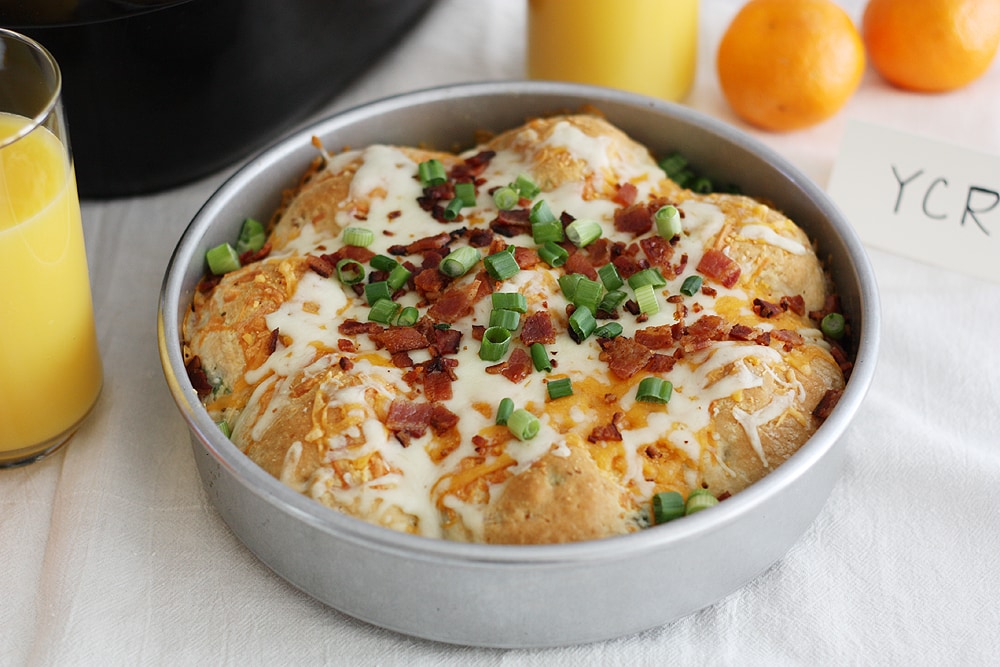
left=158, top=81, right=880, bottom=648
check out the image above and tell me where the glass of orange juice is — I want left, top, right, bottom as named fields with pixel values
left=527, top=0, right=699, bottom=102
left=0, top=29, right=103, bottom=467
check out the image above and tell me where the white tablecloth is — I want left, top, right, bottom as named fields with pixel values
left=5, top=1, right=1000, bottom=664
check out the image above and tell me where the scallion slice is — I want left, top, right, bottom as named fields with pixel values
left=558, top=273, right=584, bottom=300
left=370, top=254, right=399, bottom=272
left=496, top=397, right=515, bottom=425
left=216, top=420, right=232, bottom=439
left=636, top=377, right=673, bottom=403
left=483, top=249, right=520, bottom=281
left=479, top=326, right=512, bottom=361
left=652, top=491, right=685, bottom=524
left=658, top=152, right=688, bottom=179
left=396, top=306, right=419, bottom=327
left=821, top=312, right=846, bottom=340
left=547, top=377, right=573, bottom=400
left=343, top=226, right=375, bottom=247
left=443, top=197, right=465, bottom=220
left=493, top=186, right=519, bottom=210
left=633, top=283, right=660, bottom=315
left=364, top=280, right=393, bottom=305
left=598, top=262, right=624, bottom=291
left=387, top=264, right=412, bottom=290
left=565, top=219, right=602, bottom=248
left=491, top=292, right=528, bottom=313
left=572, top=277, right=603, bottom=314
left=531, top=219, right=564, bottom=244
left=206, top=243, right=241, bottom=275
left=529, top=199, right=557, bottom=225
left=513, top=173, right=540, bottom=200
left=235, top=217, right=266, bottom=254
left=506, top=408, right=540, bottom=441
left=692, top=176, right=713, bottom=194
left=654, top=205, right=682, bottom=239
left=680, top=275, right=703, bottom=297
left=568, top=307, right=597, bottom=342
left=538, top=240, right=569, bottom=267
left=368, top=298, right=400, bottom=324
left=439, top=246, right=481, bottom=278
left=685, top=489, right=719, bottom=515
left=418, top=159, right=447, bottom=187
left=530, top=342, right=552, bottom=372
left=489, top=308, right=521, bottom=331
left=336, top=258, right=365, bottom=285
left=598, top=290, right=628, bottom=313
left=594, top=322, right=624, bottom=339
left=628, top=267, right=667, bottom=289
left=454, top=181, right=476, bottom=207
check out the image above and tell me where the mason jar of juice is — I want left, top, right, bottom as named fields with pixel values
left=527, top=0, right=699, bottom=102
left=0, top=29, right=103, bottom=467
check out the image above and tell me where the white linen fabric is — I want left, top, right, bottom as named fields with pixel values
left=3, top=1, right=999, bottom=664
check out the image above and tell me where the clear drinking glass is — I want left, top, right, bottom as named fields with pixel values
left=0, top=28, right=103, bottom=467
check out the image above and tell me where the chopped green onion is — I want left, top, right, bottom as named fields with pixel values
left=672, top=169, right=694, bottom=188
left=365, top=280, right=393, bottom=305
left=513, top=173, right=540, bottom=199
left=493, top=186, right=519, bottom=210
left=216, top=420, right=232, bottom=439
left=821, top=312, right=846, bottom=340
left=454, top=181, right=476, bottom=207
left=530, top=343, right=552, bottom=372
left=685, top=488, right=719, bottom=515
left=418, top=159, right=446, bottom=187
left=571, top=277, right=603, bottom=314
left=206, top=243, right=241, bottom=275
left=692, top=176, right=713, bottom=194
left=598, top=262, right=624, bottom=291
left=568, top=307, right=597, bottom=342
left=343, top=226, right=375, bottom=247
left=636, top=377, right=673, bottom=403
left=496, top=397, right=515, bottom=425
left=652, top=491, right=685, bottom=524
left=506, top=408, right=540, bottom=441
left=658, top=152, right=688, bottom=178
left=538, top=240, right=569, bottom=267
left=598, top=290, right=628, bottom=313
left=489, top=308, right=521, bottom=331
left=633, top=283, right=660, bottom=315
left=654, top=205, right=683, bottom=239
left=680, top=275, right=703, bottom=297
left=565, top=219, right=602, bottom=248
left=491, top=292, right=528, bottom=313
left=439, top=246, right=481, bottom=278
left=594, top=322, right=624, bottom=339
left=628, top=267, right=667, bottom=289
left=443, top=197, right=465, bottom=220
left=558, top=273, right=584, bottom=300
left=370, top=254, right=399, bottom=272
left=396, top=306, right=419, bottom=327
left=336, top=258, right=365, bottom=285
left=387, top=264, right=412, bottom=290
left=479, top=326, right=512, bottom=361
left=547, top=377, right=573, bottom=400
left=235, top=218, right=266, bottom=254
left=531, top=219, right=564, bottom=244
left=368, top=298, right=400, bottom=324
left=529, top=199, right=557, bottom=225
left=483, top=249, right=521, bottom=281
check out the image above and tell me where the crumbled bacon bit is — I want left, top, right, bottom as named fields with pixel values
left=266, top=328, right=279, bottom=355
left=812, top=389, right=843, bottom=420
left=370, top=326, right=430, bottom=353
left=337, top=338, right=357, bottom=352
left=563, top=251, right=598, bottom=280
left=639, top=235, right=674, bottom=269
left=613, top=202, right=653, bottom=235
left=185, top=356, right=213, bottom=399
left=338, top=319, right=383, bottom=336
left=696, top=248, right=741, bottom=288
left=614, top=182, right=638, bottom=206
left=467, top=228, right=495, bottom=248
left=520, top=310, right=556, bottom=346
left=635, top=324, right=674, bottom=349
left=338, top=356, right=354, bottom=371
left=771, top=329, right=805, bottom=350
left=588, top=421, right=622, bottom=443
left=427, top=280, right=481, bottom=323
left=513, top=245, right=540, bottom=269
left=306, top=254, right=335, bottom=278
left=645, top=353, right=676, bottom=373
left=239, top=241, right=272, bottom=265
left=489, top=208, right=532, bottom=237
left=598, top=336, right=653, bottom=380
left=753, top=298, right=784, bottom=319
left=485, top=347, right=533, bottom=384
left=780, top=294, right=806, bottom=316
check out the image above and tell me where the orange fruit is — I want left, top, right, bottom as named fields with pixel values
left=717, top=0, right=866, bottom=132
left=863, top=0, right=1000, bottom=92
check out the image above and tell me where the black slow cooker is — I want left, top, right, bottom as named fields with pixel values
left=1, top=0, right=436, bottom=198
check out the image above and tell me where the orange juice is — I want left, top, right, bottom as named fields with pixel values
left=527, top=0, right=699, bottom=102
left=0, top=112, right=102, bottom=455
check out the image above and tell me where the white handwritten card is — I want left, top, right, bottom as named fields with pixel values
left=827, top=119, right=1000, bottom=282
